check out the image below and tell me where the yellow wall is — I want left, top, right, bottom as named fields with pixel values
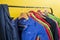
left=0, top=0, right=60, bottom=18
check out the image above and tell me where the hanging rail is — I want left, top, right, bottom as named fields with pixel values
left=8, top=5, right=53, bottom=15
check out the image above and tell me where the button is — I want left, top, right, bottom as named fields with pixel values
left=23, top=20, right=26, bottom=22
left=27, top=32, right=31, bottom=34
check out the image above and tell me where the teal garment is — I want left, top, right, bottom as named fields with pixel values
left=48, top=14, right=60, bottom=27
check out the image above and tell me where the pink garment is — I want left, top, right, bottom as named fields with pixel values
left=59, top=27, right=60, bottom=40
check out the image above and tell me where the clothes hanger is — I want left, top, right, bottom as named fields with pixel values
left=18, top=12, right=29, bottom=20
left=43, top=9, right=49, bottom=16
left=37, top=10, right=46, bottom=19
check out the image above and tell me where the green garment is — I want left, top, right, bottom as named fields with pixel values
left=48, top=14, right=60, bottom=27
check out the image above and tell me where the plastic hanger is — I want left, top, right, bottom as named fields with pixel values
left=37, top=10, right=46, bottom=19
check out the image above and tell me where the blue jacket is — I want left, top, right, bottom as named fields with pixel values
left=0, top=4, right=19, bottom=40
left=19, top=17, right=49, bottom=40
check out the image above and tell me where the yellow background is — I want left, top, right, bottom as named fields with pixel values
left=0, top=0, right=60, bottom=18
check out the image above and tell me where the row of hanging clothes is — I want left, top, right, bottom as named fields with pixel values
left=0, top=4, right=60, bottom=40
